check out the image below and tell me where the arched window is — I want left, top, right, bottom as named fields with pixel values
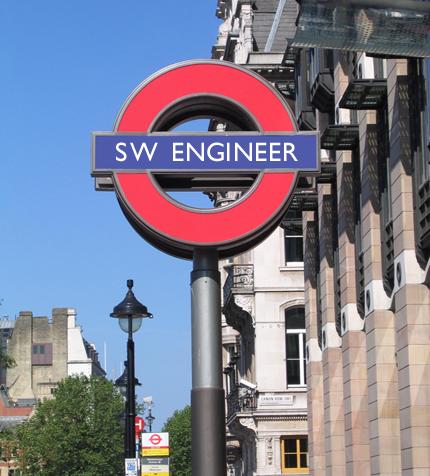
left=285, top=307, right=306, bottom=387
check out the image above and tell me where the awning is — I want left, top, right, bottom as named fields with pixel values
left=339, top=79, right=387, bottom=109
left=320, top=125, right=359, bottom=150
left=291, top=1, right=430, bottom=57
left=316, top=160, right=337, bottom=183
left=289, top=191, right=318, bottom=212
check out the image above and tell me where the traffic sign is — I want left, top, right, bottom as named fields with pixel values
left=141, top=456, right=169, bottom=476
left=141, top=432, right=169, bottom=457
left=135, top=416, right=145, bottom=436
left=92, top=60, right=319, bottom=259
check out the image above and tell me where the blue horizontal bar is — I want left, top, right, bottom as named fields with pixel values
left=92, top=133, right=319, bottom=172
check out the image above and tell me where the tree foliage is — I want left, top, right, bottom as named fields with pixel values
left=16, top=375, right=123, bottom=476
left=162, top=405, right=191, bottom=476
left=0, top=428, right=18, bottom=470
left=0, top=348, right=15, bottom=369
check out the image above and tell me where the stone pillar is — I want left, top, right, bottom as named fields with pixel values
left=319, top=183, right=345, bottom=476
left=395, top=285, right=430, bottom=475
left=336, top=149, right=371, bottom=475
left=387, top=58, right=430, bottom=476
left=360, top=104, right=401, bottom=475
left=6, top=311, right=34, bottom=400
left=51, top=308, right=69, bottom=383
left=303, top=210, right=325, bottom=476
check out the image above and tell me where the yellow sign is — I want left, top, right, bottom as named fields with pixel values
left=141, top=448, right=169, bottom=457
left=141, top=473, right=168, bottom=476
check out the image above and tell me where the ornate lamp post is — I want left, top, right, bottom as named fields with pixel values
left=115, top=361, right=142, bottom=452
left=146, top=408, right=155, bottom=433
left=111, top=279, right=152, bottom=459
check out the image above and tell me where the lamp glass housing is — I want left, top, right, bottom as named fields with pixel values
left=119, top=316, right=143, bottom=333
left=118, top=385, right=127, bottom=398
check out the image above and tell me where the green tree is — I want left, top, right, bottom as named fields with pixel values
left=0, top=428, right=19, bottom=473
left=16, top=375, right=123, bottom=476
left=0, top=348, right=15, bottom=369
left=162, top=405, right=191, bottom=476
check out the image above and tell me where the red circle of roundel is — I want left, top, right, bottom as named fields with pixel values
left=149, top=434, right=162, bottom=445
left=113, top=60, right=297, bottom=258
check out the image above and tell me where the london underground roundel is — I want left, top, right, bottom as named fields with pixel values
left=92, top=60, right=318, bottom=259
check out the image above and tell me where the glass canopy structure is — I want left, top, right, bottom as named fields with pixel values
left=291, top=1, right=430, bottom=57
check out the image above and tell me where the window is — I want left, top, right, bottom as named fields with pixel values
left=32, top=344, right=45, bottom=354
left=32, top=343, right=52, bottom=365
left=281, top=436, right=309, bottom=474
left=285, top=308, right=306, bottom=386
left=284, top=210, right=304, bottom=264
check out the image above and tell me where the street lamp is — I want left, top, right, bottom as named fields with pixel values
left=146, top=408, right=155, bottom=433
left=111, top=279, right=152, bottom=459
left=115, top=361, right=142, bottom=398
left=115, top=361, right=142, bottom=454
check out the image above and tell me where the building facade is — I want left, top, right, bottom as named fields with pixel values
left=214, top=2, right=310, bottom=475
left=220, top=229, right=308, bottom=476
left=6, top=308, right=104, bottom=403
left=213, top=1, right=430, bottom=475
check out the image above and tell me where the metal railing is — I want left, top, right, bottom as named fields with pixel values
left=226, top=385, right=258, bottom=421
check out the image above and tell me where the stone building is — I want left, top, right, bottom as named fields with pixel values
left=6, top=308, right=104, bottom=403
left=213, top=1, right=430, bottom=475
left=289, top=2, right=430, bottom=475
left=214, top=1, right=310, bottom=475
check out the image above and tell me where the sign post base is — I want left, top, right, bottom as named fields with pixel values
left=191, top=250, right=226, bottom=476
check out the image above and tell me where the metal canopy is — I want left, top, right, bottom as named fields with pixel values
left=339, top=79, right=387, bottom=109
left=291, top=1, right=430, bottom=57
left=320, top=125, right=359, bottom=150
left=289, top=191, right=318, bottom=211
left=316, top=160, right=337, bottom=183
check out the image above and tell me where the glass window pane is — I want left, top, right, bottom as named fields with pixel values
left=285, top=438, right=296, bottom=453
left=303, top=356, right=307, bottom=385
left=285, top=453, right=298, bottom=468
left=292, top=2, right=430, bottom=57
left=286, top=335, right=300, bottom=358
left=300, top=453, right=308, bottom=468
left=286, top=307, right=305, bottom=329
left=285, top=236, right=304, bottom=262
left=299, top=437, right=308, bottom=453
left=287, top=360, right=301, bottom=384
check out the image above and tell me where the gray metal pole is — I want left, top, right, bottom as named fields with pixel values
left=191, top=249, right=226, bottom=476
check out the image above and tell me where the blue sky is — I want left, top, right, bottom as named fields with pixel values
left=0, top=1, right=220, bottom=429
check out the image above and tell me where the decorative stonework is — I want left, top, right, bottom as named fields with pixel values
left=224, top=265, right=254, bottom=298
left=238, top=417, right=257, bottom=433
left=235, top=2, right=253, bottom=64
left=233, top=295, right=254, bottom=322
left=255, top=414, right=307, bottom=422
left=266, top=437, right=273, bottom=466
left=223, top=265, right=255, bottom=331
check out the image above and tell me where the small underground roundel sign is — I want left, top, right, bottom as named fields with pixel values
left=91, top=60, right=319, bottom=258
